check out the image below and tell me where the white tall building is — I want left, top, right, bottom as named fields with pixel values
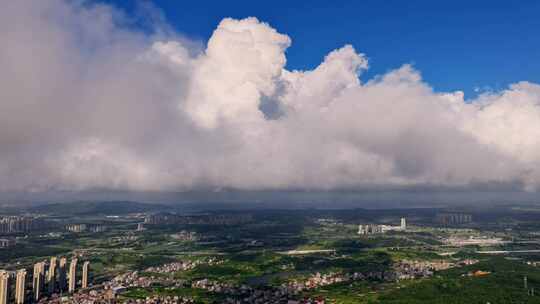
left=33, top=262, right=45, bottom=301
left=400, top=217, right=407, bottom=230
left=68, top=258, right=77, bottom=293
left=82, top=261, right=90, bottom=288
left=0, top=271, right=9, bottom=304
left=48, top=256, right=57, bottom=293
left=15, top=269, right=26, bottom=304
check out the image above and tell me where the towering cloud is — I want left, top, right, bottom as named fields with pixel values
left=1, top=1, right=540, bottom=193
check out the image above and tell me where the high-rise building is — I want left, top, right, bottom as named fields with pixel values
left=58, top=257, right=67, bottom=292
left=0, top=216, right=47, bottom=234
left=48, top=256, right=57, bottom=293
left=68, top=258, right=77, bottom=293
left=65, top=224, right=87, bottom=233
left=400, top=217, right=407, bottom=230
left=358, top=224, right=384, bottom=235
left=33, top=262, right=45, bottom=301
left=435, top=213, right=472, bottom=226
left=82, top=261, right=90, bottom=288
left=15, top=269, right=26, bottom=304
left=0, top=271, right=9, bottom=304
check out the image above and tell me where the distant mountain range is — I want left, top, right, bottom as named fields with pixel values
left=27, top=201, right=171, bottom=215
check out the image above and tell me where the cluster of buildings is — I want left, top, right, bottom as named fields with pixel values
left=122, top=296, right=196, bottom=303
left=436, top=213, right=473, bottom=225
left=0, top=256, right=90, bottom=303
left=144, top=213, right=253, bottom=226
left=190, top=268, right=397, bottom=302
left=144, top=258, right=221, bottom=274
left=358, top=217, right=407, bottom=235
left=0, top=216, right=47, bottom=234
left=48, top=255, right=483, bottom=304
left=65, top=258, right=330, bottom=304
left=170, top=231, right=198, bottom=242
left=444, top=236, right=507, bottom=247
left=108, top=271, right=173, bottom=289
left=219, top=290, right=327, bottom=304
left=193, top=272, right=392, bottom=304
left=393, top=259, right=479, bottom=281
left=191, top=279, right=328, bottom=304
left=108, top=234, right=139, bottom=245
left=393, top=260, right=449, bottom=280
left=100, top=260, right=217, bottom=291
left=65, top=224, right=107, bottom=233
left=153, top=277, right=326, bottom=304
left=282, top=271, right=390, bottom=292
left=69, top=269, right=191, bottom=302
left=128, top=294, right=320, bottom=304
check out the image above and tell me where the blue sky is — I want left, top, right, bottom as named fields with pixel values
left=102, top=0, right=540, bottom=99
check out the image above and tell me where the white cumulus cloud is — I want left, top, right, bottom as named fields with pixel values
left=1, top=1, right=540, bottom=193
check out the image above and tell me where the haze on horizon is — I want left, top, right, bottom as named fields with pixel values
left=2, top=1, right=540, bottom=201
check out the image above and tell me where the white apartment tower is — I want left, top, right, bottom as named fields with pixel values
left=33, top=262, right=45, bottom=301
left=400, top=217, right=407, bottom=230
left=82, top=261, right=90, bottom=288
left=15, top=269, right=26, bottom=304
left=68, top=258, right=77, bottom=293
left=0, top=271, right=9, bottom=304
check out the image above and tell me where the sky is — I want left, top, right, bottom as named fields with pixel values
left=2, top=1, right=540, bottom=200
left=103, top=0, right=540, bottom=98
